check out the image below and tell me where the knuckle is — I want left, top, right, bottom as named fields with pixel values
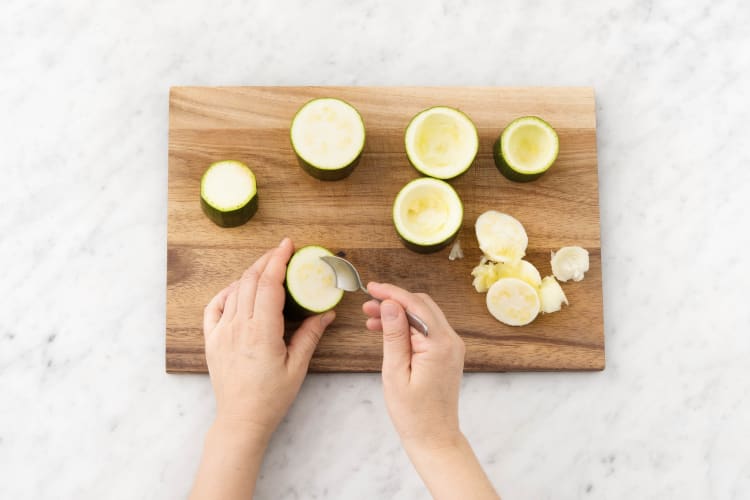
left=383, top=325, right=406, bottom=340
left=242, top=267, right=261, bottom=282
left=257, top=274, right=276, bottom=289
left=303, top=322, right=324, bottom=342
left=456, top=339, right=466, bottom=357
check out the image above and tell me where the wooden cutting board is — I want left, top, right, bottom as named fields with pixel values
left=167, top=86, right=604, bottom=373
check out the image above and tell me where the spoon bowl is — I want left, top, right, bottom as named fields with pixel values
left=320, top=255, right=429, bottom=336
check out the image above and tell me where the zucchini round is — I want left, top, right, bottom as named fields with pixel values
left=404, top=106, right=478, bottom=180
left=284, top=245, right=344, bottom=317
left=290, top=98, right=365, bottom=181
left=494, top=116, right=559, bottom=182
left=393, top=178, right=463, bottom=253
left=200, top=160, right=258, bottom=227
left=486, top=277, right=541, bottom=327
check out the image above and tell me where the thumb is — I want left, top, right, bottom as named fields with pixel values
left=380, top=300, right=411, bottom=383
left=288, top=311, right=335, bottom=371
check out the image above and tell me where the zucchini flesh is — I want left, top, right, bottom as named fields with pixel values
left=494, top=116, right=559, bottom=182
left=486, top=278, right=540, bottom=327
left=472, top=259, right=542, bottom=293
left=551, top=246, right=590, bottom=282
left=200, top=160, right=258, bottom=227
left=404, top=106, right=479, bottom=180
left=475, top=210, right=528, bottom=263
left=290, top=98, right=365, bottom=181
left=539, top=276, right=568, bottom=313
left=284, top=245, right=344, bottom=317
left=392, top=178, right=463, bottom=253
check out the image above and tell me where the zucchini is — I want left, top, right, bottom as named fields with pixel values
left=486, top=278, right=541, bottom=327
left=471, top=259, right=542, bottom=293
left=539, top=276, right=568, bottom=313
left=392, top=177, right=463, bottom=253
left=494, top=116, right=559, bottom=182
left=475, top=210, right=528, bottom=263
left=200, top=160, right=258, bottom=227
left=551, top=246, right=590, bottom=282
left=290, top=98, right=365, bottom=181
left=404, top=106, right=478, bottom=180
left=284, top=245, right=344, bottom=317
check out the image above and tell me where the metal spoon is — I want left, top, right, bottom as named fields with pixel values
left=320, top=255, right=429, bottom=336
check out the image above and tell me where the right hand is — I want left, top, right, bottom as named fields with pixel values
left=362, top=282, right=466, bottom=451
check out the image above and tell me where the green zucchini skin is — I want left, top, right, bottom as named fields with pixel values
left=282, top=279, right=341, bottom=318
left=295, top=152, right=361, bottom=181
left=283, top=283, right=315, bottom=319
left=200, top=193, right=258, bottom=227
left=283, top=245, right=344, bottom=317
left=493, top=116, right=558, bottom=182
left=397, top=226, right=461, bottom=254
left=492, top=136, right=546, bottom=183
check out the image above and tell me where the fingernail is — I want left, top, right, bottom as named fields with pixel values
left=320, top=311, right=335, bottom=327
left=279, top=237, right=288, bottom=247
left=381, top=301, right=399, bottom=320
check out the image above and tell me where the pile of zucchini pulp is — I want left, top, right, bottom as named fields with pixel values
left=199, top=96, right=588, bottom=324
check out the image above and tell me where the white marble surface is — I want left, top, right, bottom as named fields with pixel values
left=2, top=0, right=749, bottom=498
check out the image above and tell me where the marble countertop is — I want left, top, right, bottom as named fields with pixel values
left=2, top=1, right=749, bottom=498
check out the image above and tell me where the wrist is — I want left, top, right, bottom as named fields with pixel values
left=402, top=431, right=499, bottom=499
left=401, top=428, right=467, bottom=457
left=210, top=415, right=273, bottom=452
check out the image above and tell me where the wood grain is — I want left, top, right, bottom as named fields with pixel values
left=167, top=86, right=604, bottom=373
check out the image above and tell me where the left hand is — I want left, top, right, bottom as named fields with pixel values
left=202, top=238, right=336, bottom=443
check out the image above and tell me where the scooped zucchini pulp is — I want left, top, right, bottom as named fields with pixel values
left=472, top=209, right=589, bottom=327
left=290, top=98, right=366, bottom=181
left=494, top=116, right=559, bottom=182
left=393, top=178, right=464, bottom=253
left=284, top=245, right=344, bottom=317
left=200, top=160, right=258, bottom=227
left=405, top=107, right=478, bottom=179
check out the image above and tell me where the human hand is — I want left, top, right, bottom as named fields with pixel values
left=362, top=283, right=466, bottom=451
left=202, top=238, right=336, bottom=443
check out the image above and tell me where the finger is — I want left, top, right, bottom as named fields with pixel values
left=410, top=330, right=431, bottom=354
left=362, top=299, right=381, bottom=318
left=288, top=311, right=335, bottom=371
left=380, top=300, right=411, bottom=384
left=366, top=317, right=382, bottom=331
left=237, top=250, right=274, bottom=318
left=253, top=238, right=295, bottom=321
left=217, top=282, right=240, bottom=326
left=203, top=282, right=235, bottom=335
left=367, top=282, right=436, bottom=335
left=415, top=292, right=449, bottom=326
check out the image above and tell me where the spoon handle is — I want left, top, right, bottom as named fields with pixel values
left=368, top=297, right=429, bottom=336
left=404, top=309, right=429, bottom=337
